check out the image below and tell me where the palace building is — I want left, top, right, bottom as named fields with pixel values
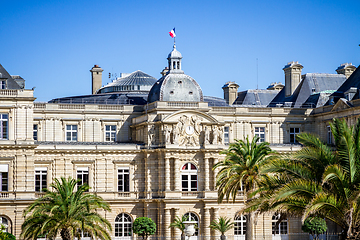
left=0, top=44, right=359, bottom=239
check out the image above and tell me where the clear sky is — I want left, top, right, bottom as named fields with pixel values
left=1, top=0, right=360, bottom=102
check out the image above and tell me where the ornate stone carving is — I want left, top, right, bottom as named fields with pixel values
left=164, top=125, right=171, bottom=144
left=174, top=114, right=202, bottom=146
left=204, top=126, right=210, bottom=145
left=148, top=125, right=155, bottom=145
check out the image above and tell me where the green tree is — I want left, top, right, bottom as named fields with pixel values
left=21, top=177, right=112, bottom=240
left=213, top=136, right=273, bottom=203
left=169, top=215, right=188, bottom=240
left=0, top=224, right=16, bottom=240
left=244, top=118, right=360, bottom=239
left=132, top=217, right=156, bottom=240
left=302, top=217, right=327, bottom=240
left=209, top=216, right=234, bottom=240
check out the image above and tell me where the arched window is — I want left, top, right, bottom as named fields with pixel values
left=0, top=217, right=8, bottom=232
left=115, top=213, right=132, bottom=239
left=272, top=214, right=288, bottom=240
left=234, top=214, right=246, bottom=240
left=183, top=212, right=199, bottom=237
left=181, top=163, right=198, bottom=192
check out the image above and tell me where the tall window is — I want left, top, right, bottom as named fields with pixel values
left=115, top=213, right=132, bottom=239
left=289, top=127, right=300, bottom=143
left=66, top=125, right=77, bottom=141
left=181, top=163, right=198, bottom=192
left=105, top=125, right=116, bottom=142
left=234, top=214, right=247, bottom=240
left=77, top=167, right=89, bottom=191
left=0, top=164, right=8, bottom=192
left=33, top=124, right=38, bottom=141
left=254, top=127, right=265, bottom=142
left=183, top=212, right=199, bottom=237
left=35, top=168, right=47, bottom=192
left=272, top=214, right=288, bottom=236
left=0, top=114, right=8, bottom=140
left=0, top=80, right=6, bottom=89
left=327, top=125, right=333, bottom=144
left=224, top=126, right=229, bottom=144
left=118, top=168, right=130, bottom=192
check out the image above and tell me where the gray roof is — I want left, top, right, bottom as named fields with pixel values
left=97, top=70, right=157, bottom=94
left=49, top=91, right=149, bottom=106
left=147, top=73, right=203, bottom=103
left=269, top=73, right=346, bottom=108
left=234, top=89, right=280, bottom=106
left=0, top=64, right=22, bottom=89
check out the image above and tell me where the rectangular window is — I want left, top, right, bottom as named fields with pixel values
left=77, top=167, right=89, bottom=191
left=0, top=81, right=6, bottom=89
left=35, top=167, right=47, bottom=192
left=66, top=125, right=77, bottom=141
left=118, top=168, right=130, bottom=192
left=254, top=127, right=265, bottom=142
left=0, top=114, right=8, bottom=140
left=327, top=126, right=333, bottom=144
left=33, top=124, right=38, bottom=141
left=289, top=127, right=300, bottom=143
left=0, top=164, right=8, bottom=192
left=224, top=126, right=229, bottom=144
left=105, top=125, right=116, bottom=142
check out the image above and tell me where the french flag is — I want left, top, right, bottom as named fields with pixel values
left=169, top=28, right=176, bottom=38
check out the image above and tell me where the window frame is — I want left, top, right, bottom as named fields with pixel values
left=289, top=127, right=300, bottom=143
left=224, top=126, right=230, bottom=144
left=0, top=114, right=8, bottom=140
left=234, top=214, right=247, bottom=237
left=35, top=167, right=47, bottom=192
left=33, top=124, right=38, bottom=141
left=105, top=125, right=117, bottom=142
left=66, top=124, right=78, bottom=142
left=183, top=212, right=199, bottom=236
left=115, top=213, right=133, bottom=238
left=0, top=80, right=6, bottom=89
left=327, top=125, right=333, bottom=144
left=118, top=168, right=130, bottom=192
left=254, top=127, right=265, bottom=143
left=272, top=214, right=288, bottom=235
left=0, top=164, right=9, bottom=192
left=77, top=167, right=89, bottom=191
left=181, top=163, right=198, bottom=192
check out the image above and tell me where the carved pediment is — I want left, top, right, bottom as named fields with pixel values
left=331, top=98, right=353, bottom=112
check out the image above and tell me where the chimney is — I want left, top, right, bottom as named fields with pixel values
left=283, top=61, right=303, bottom=97
left=222, top=81, right=239, bottom=105
left=336, top=63, right=356, bottom=79
left=90, top=65, right=103, bottom=94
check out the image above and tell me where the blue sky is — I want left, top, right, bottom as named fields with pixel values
left=1, top=0, right=360, bottom=102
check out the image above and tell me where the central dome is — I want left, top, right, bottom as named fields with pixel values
left=148, top=45, right=203, bottom=103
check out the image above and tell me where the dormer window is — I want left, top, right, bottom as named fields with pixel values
left=0, top=80, right=6, bottom=89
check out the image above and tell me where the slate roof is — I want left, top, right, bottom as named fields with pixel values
left=269, top=73, right=346, bottom=108
left=97, top=70, right=157, bottom=94
left=0, top=64, right=22, bottom=89
left=331, top=65, right=360, bottom=100
left=233, top=89, right=280, bottom=106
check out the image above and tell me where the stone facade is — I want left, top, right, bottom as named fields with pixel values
left=0, top=51, right=358, bottom=239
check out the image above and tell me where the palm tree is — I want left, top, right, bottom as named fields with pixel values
left=21, top=177, right=112, bottom=240
left=213, top=136, right=274, bottom=203
left=169, top=215, right=188, bottom=240
left=209, top=216, right=234, bottom=240
left=244, top=118, right=360, bottom=239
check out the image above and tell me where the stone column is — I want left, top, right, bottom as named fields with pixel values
left=204, top=157, right=210, bottom=191
left=213, top=158, right=219, bottom=190
left=174, top=158, right=180, bottom=191
left=165, top=157, right=170, bottom=191
left=173, top=208, right=181, bottom=239
left=164, top=208, right=171, bottom=238
left=203, top=207, right=211, bottom=238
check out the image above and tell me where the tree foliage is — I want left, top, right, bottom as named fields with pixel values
left=169, top=215, right=188, bottom=239
left=0, top=225, right=16, bottom=240
left=21, top=177, right=112, bottom=240
left=209, top=216, right=234, bottom=237
left=213, top=136, right=274, bottom=203
left=302, top=217, right=327, bottom=240
left=132, top=217, right=156, bottom=240
left=241, top=118, right=360, bottom=239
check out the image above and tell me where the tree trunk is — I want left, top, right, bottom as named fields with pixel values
left=60, top=228, right=71, bottom=240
